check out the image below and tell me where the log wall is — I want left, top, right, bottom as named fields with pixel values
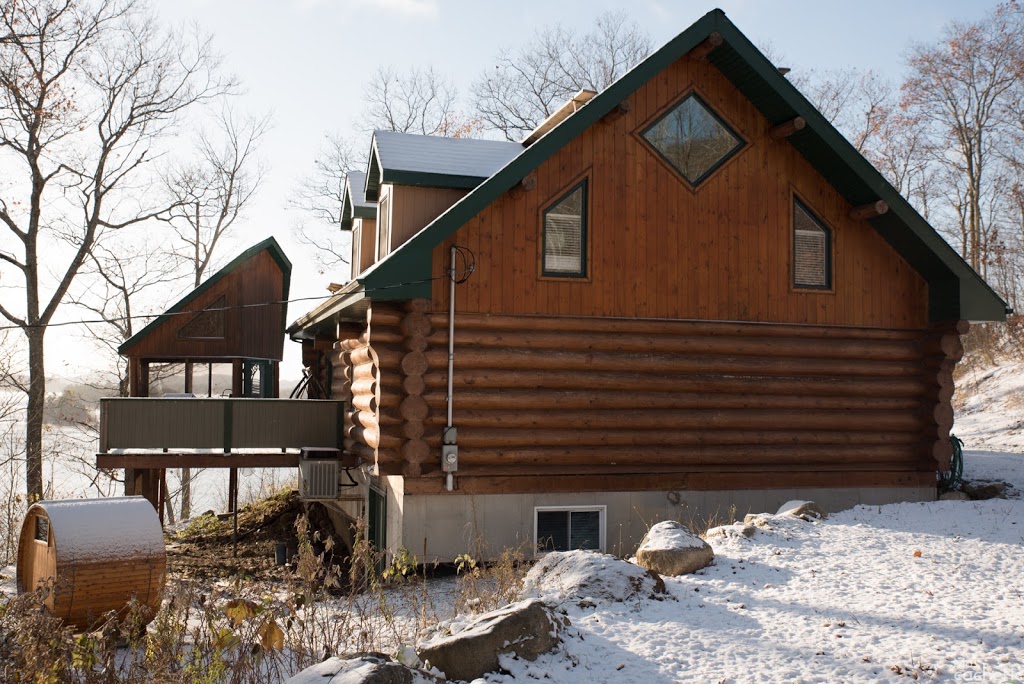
left=358, top=309, right=957, bottom=495
left=428, top=53, right=928, bottom=328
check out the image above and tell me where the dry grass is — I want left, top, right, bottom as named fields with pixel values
left=0, top=513, right=531, bottom=683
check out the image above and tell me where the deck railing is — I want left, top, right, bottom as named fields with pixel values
left=98, top=398, right=345, bottom=454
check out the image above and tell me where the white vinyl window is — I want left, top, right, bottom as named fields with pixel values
left=534, top=505, right=606, bottom=555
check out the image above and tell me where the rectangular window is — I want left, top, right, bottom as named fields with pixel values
left=351, top=224, right=361, bottom=280
left=534, top=505, right=605, bottom=554
left=34, top=516, right=49, bottom=543
left=542, top=180, right=587, bottom=277
left=377, top=196, right=391, bottom=261
left=793, top=198, right=832, bottom=289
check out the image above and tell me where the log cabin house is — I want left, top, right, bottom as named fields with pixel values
left=288, top=9, right=1010, bottom=560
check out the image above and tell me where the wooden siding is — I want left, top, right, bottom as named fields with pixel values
left=428, top=57, right=927, bottom=328
left=351, top=217, right=377, bottom=278
left=387, top=184, right=466, bottom=255
left=124, top=249, right=287, bottom=360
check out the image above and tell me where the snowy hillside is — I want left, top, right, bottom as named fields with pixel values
left=955, top=357, right=1024, bottom=453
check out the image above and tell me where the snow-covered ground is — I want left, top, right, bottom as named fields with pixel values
left=486, top=482, right=1023, bottom=683
left=954, top=358, right=1024, bottom=453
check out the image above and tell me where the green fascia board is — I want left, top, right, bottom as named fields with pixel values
left=118, top=237, right=293, bottom=355
left=340, top=185, right=354, bottom=231
left=365, top=137, right=382, bottom=203
left=359, top=8, right=1008, bottom=321
left=381, top=169, right=488, bottom=190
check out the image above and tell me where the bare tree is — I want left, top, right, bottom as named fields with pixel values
left=290, top=132, right=360, bottom=272
left=801, top=68, right=896, bottom=154
left=472, top=10, right=652, bottom=140
left=359, top=65, right=462, bottom=136
left=156, top=106, right=268, bottom=519
left=160, top=107, right=270, bottom=289
left=0, top=0, right=235, bottom=499
left=69, top=239, right=185, bottom=396
left=901, top=3, right=1024, bottom=273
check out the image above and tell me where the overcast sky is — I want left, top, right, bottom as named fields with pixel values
left=44, top=0, right=1001, bottom=385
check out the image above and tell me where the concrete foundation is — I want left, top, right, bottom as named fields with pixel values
left=385, top=484, right=935, bottom=562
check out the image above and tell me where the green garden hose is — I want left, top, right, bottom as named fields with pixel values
left=938, top=434, right=964, bottom=491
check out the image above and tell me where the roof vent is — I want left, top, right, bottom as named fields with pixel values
left=522, top=89, right=597, bottom=146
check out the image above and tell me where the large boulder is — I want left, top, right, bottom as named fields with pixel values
left=961, top=481, right=1009, bottom=500
left=634, top=521, right=714, bottom=576
left=285, top=653, right=442, bottom=684
left=520, top=550, right=667, bottom=606
left=776, top=500, right=827, bottom=520
left=417, top=598, right=561, bottom=682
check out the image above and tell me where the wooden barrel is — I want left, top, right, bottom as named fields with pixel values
left=16, top=496, right=166, bottom=631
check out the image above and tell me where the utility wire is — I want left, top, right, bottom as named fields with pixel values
left=0, top=271, right=462, bottom=332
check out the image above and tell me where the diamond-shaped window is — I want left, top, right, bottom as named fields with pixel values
left=640, top=93, right=744, bottom=186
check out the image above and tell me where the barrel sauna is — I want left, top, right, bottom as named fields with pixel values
left=16, top=497, right=166, bottom=630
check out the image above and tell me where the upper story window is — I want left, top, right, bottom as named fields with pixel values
left=793, top=198, right=832, bottom=290
left=377, top=195, right=390, bottom=261
left=542, top=180, right=587, bottom=278
left=640, top=92, right=743, bottom=187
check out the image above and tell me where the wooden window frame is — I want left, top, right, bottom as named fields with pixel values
left=791, top=194, right=834, bottom=292
left=533, top=505, right=606, bottom=556
left=536, top=178, right=593, bottom=282
left=377, top=193, right=391, bottom=261
left=539, top=176, right=590, bottom=280
left=634, top=89, right=746, bottom=190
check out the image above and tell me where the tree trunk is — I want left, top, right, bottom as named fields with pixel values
left=181, top=468, right=192, bottom=519
left=25, top=326, right=45, bottom=500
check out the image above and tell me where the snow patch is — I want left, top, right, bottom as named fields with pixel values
left=520, top=550, right=666, bottom=607
left=637, top=520, right=706, bottom=550
left=37, top=496, right=164, bottom=564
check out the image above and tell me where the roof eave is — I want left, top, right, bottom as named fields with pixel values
left=287, top=284, right=366, bottom=341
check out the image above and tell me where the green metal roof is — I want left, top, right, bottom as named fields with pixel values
left=118, top=237, right=293, bottom=354
left=339, top=9, right=1009, bottom=323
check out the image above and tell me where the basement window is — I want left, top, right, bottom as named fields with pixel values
left=534, top=505, right=605, bottom=554
left=640, top=92, right=743, bottom=186
left=793, top=198, right=832, bottom=289
left=542, top=180, right=587, bottom=277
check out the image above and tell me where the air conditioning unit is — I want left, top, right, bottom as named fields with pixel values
left=299, top=448, right=340, bottom=499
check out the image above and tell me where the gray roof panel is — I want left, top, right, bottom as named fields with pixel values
left=374, top=130, right=523, bottom=187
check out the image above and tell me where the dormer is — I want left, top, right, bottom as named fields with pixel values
left=341, top=170, right=377, bottom=280
left=364, top=131, right=522, bottom=261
